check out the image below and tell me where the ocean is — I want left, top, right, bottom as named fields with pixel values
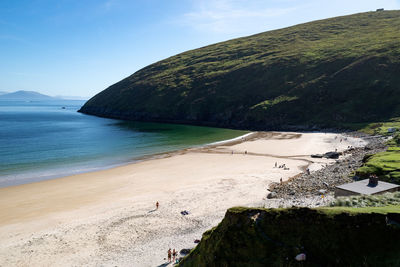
left=0, top=100, right=247, bottom=188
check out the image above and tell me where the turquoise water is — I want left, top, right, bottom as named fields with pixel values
left=0, top=100, right=247, bottom=187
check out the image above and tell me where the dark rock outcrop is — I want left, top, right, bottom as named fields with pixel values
left=178, top=207, right=400, bottom=266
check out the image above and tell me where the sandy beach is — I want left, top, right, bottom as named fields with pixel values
left=0, top=132, right=366, bottom=266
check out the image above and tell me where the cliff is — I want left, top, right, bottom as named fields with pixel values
left=178, top=206, right=400, bottom=266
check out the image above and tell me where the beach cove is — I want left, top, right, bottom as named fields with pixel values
left=0, top=131, right=366, bottom=266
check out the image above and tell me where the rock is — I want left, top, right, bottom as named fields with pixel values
left=311, top=154, right=324, bottom=158
left=295, top=253, right=306, bottom=261
left=362, top=154, right=373, bottom=163
left=324, top=151, right=340, bottom=159
left=318, top=189, right=327, bottom=194
left=180, top=249, right=191, bottom=255
left=268, top=133, right=386, bottom=200
left=267, top=192, right=277, bottom=199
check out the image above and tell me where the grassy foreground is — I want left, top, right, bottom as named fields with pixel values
left=178, top=206, right=400, bottom=267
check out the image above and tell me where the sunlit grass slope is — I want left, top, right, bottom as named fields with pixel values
left=80, top=10, right=400, bottom=130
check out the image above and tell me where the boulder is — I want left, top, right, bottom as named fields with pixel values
left=324, top=151, right=340, bottom=159
left=267, top=192, right=277, bottom=199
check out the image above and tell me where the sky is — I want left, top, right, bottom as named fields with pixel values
left=1, top=0, right=399, bottom=98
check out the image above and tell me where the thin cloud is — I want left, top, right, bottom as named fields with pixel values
left=181, top=0, right=296, bottom=34
left=178, top=0, right=400, bottom=36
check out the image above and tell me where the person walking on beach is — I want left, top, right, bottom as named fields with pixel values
left=168, top=248, right=172, bottom=262
left=156, top=201, right=159, bottom=210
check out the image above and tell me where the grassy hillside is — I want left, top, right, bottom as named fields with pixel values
left=80, top=10, right=400, bottom=130
left=81, top=10, right=400, bottom=183
left=357, top=132, right=400, bottom=184
left=178, top=206, right=400, bottom=266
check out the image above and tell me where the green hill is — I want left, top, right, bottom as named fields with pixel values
left=80, top=10, right=400, bottom=130
left=178, top=206, right=400, bottom=266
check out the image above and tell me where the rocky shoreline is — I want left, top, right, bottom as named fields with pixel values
left=265, top=133, right=387, bottom=208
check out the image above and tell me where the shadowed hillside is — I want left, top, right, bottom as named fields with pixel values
left=80, top=11, right=400, bottom=130
left=178, top=207, right=400, bottom=267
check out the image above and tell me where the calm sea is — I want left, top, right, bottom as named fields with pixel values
left=0, top=100, right=247, bottom=188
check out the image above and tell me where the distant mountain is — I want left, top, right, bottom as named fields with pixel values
left=80, top=10, right=400, bottom=130
left=0, top=91, right=8, bottom=95
left=0, top=91, right=57, bottom=101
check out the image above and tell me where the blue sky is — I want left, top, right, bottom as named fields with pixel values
left=1, top=0, right=399, bottom=98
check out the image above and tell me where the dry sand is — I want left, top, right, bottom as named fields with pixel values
left=0, top=132, right=366, bottom=266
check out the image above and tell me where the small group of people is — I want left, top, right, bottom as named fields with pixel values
left=274, top=162, right=289, bottom=170
left=180, top=210, right=190, bottom=215
left=274, top=162, right=285, bottom=168
left=167, top=248, right=178, bottom=263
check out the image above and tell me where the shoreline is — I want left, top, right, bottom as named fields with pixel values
left=0, top=131, right=252, bottom=189
left=0, top=131, right=368, bottom=266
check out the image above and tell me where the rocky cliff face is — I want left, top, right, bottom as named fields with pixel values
left=178, top=207, right=400, bottom=266
left=80, top=11, right=400, bottom=130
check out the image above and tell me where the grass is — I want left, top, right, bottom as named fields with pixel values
left=178, top=206, right=400, bottom=266
left=328, top=192, right=400, bottom=209
left=357, top=151, right=400, bottom=182
left=321, top=205, right=400, bottom=214
left=80, top=10, right=400, bottom=130
left=345, top=117, right=400, bottom=135
left=355, top=128, right=400, bottom=183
